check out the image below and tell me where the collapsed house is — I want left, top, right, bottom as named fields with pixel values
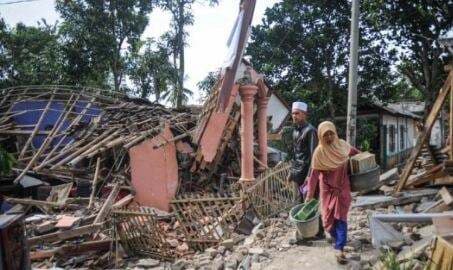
left=0, top=57, right=299, bottom=268
left=1, top=1, right=452, bottom=268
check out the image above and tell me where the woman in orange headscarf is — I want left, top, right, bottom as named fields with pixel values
left=305, top=121, right=360, bottom=264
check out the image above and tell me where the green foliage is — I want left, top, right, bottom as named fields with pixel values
left=56, top=0, right=156, bottom=92
left=0, top=20, right=67, bottom=88
left=268, top=125, right=294, bottom=160
left=0, top=146, right=15, bottom=176
left=197, top=70, right=220, bottom=102
left=379, top=249, right=422, bottom=270
left=158, top=0, right=219, bottom=107
left=365, top=0, right=452, bottom=107
left=247, top=0, right=396, bottom=125
left=128, top=38, right=178, bottom=101
left=357, top=119, right=378, bottom=152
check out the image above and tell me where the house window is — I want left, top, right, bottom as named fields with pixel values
left=400, top=125, right=405, bottom=150
left=389, top=125, right=396, bottom=153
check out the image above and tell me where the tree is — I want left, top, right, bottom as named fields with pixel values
left=56, top=0, right=156, bottom=92
left=197, top=70, right=220, bottom=102
left=129, top=38, right=177, bottom=101
left=0, top=20, right=66, bottom=87
left=247, top=0, right=396, bottom=123
left=367, top=0, right=453, bottom=110
left=159, top=0, right=218, bottom=107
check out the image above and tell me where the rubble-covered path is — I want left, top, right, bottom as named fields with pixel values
left=130, top=207, right=375, bottom=270
left=262, top=245, right=346, bottom=270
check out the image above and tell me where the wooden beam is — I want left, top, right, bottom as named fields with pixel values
left=34, top=96, right=97, bottom=170
left=93, top=183, right=120, bottom=224
left=439, top=186, right=453, bottom=205
left=28, top=223, right=102, bottom=246
left=14, top=95, right=79, bottom=183
left=395, top=71, right=453, bottom=192
left=5, top=197, right=64, bottom=208
left=88, top=157, right=101, bottom=209
left=112, top=194, right=134, bottom=209
left=19, top=90, right=56, bottom=159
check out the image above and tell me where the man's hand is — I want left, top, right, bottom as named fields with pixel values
left=304, top=196, right=312, bottom=203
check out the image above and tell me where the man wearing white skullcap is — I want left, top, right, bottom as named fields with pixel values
left=289, top=100, right=317, bottom=190
left=289, top=101, right=323, bottom=238
left=292, top=101, right=308, bottom=113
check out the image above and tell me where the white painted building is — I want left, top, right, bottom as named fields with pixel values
left=266, top=92, right=290, bottom=132
left=387, top=101, right=444, bottom=147
left=334, top=102, right=421, bottom=170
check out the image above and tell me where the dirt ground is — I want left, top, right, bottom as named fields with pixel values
left=262, top=245, right=348, bottom=270
left=242, top=207, right=373, bottom=270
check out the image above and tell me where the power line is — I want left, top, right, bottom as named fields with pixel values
left=0, top=0, right=40, bottom=5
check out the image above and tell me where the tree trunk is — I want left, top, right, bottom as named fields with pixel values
left=176, top=0, right=185, bottom=108
left=112, top=66, right=120, bottom=92
left=154, top=79, right=161, bottom=102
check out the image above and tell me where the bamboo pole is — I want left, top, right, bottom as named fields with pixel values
left=88, top=157, right=101, bottom=209
left=67, top=131, right=123, bottom=166
left=14, top=95, right=78, bottom=183
left=94, top=183, right=120, bottom=224
left=50, top=129, right=119, bottom=169
left=36, top=97, right=98, bottom=169
left=19, top=89, right=57, bottom=159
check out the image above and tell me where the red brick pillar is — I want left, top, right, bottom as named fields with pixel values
left=239, top=84, right=258, bottom=182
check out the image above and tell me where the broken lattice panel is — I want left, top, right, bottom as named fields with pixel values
left=246, top=162, right=297, bottom=220
left=170, top=193, right=243, bottom=250
left=113, top=207, right=174, bottom=261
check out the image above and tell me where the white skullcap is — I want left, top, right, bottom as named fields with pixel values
left=292, top=101, right=308, bottom=112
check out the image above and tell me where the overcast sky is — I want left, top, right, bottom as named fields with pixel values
left=0, top=0, right=277, bottom=104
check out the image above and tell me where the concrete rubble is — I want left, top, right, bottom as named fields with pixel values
left=1, top=69, right=453, bottom=269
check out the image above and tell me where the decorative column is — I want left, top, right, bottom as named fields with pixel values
left=239, top=84, right=258, bottom=182
left=257, top=96, right=269, bottom=171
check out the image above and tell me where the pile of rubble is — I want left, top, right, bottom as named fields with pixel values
left=0, top=85, right=202, bottom=268
left=0, top=77, right=278, bottom=269
left=1, top=69, right=453, bottom=270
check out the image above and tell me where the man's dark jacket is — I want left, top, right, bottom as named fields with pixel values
left=289, top=122, right=318, bottom=185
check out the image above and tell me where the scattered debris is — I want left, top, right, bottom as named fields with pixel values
left=1, top=69, right=453, bottom=269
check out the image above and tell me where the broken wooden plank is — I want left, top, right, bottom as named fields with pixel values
left=439, top=187, right=453, bottom=205
left=93, top=183, right=120, bottom=224
left=28, top=223, right=102, bottom=246
left=55, top=215, right=81, bottom=229
left=353, top=189, right=438, bottom=208
left=35, top=220, right=56, bottom=234
left=379, top=168, right=399, bottom=184
left=88, top=157, right=101, bottom=209
left=405, top=163, right=444, bottom=187
left=112, top=194, right=134, bottom=209
left=30, top=239, right=112, bottom=261
left=5, top=198, right=65, bottom=208
left=395, top=70, right=453, bottom=192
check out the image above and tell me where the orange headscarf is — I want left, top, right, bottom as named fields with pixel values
left=311, top=121, right=351, bottom=171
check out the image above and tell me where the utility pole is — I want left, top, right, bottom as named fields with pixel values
left=346, top=0, right=360, bottom=146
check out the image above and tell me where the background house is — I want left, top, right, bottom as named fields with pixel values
left=335, top=102, right=421, bottom=170
left=387, top=101, right=444, bottom=147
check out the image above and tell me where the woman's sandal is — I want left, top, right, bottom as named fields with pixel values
left=335, top=251, right=348, bottom=265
